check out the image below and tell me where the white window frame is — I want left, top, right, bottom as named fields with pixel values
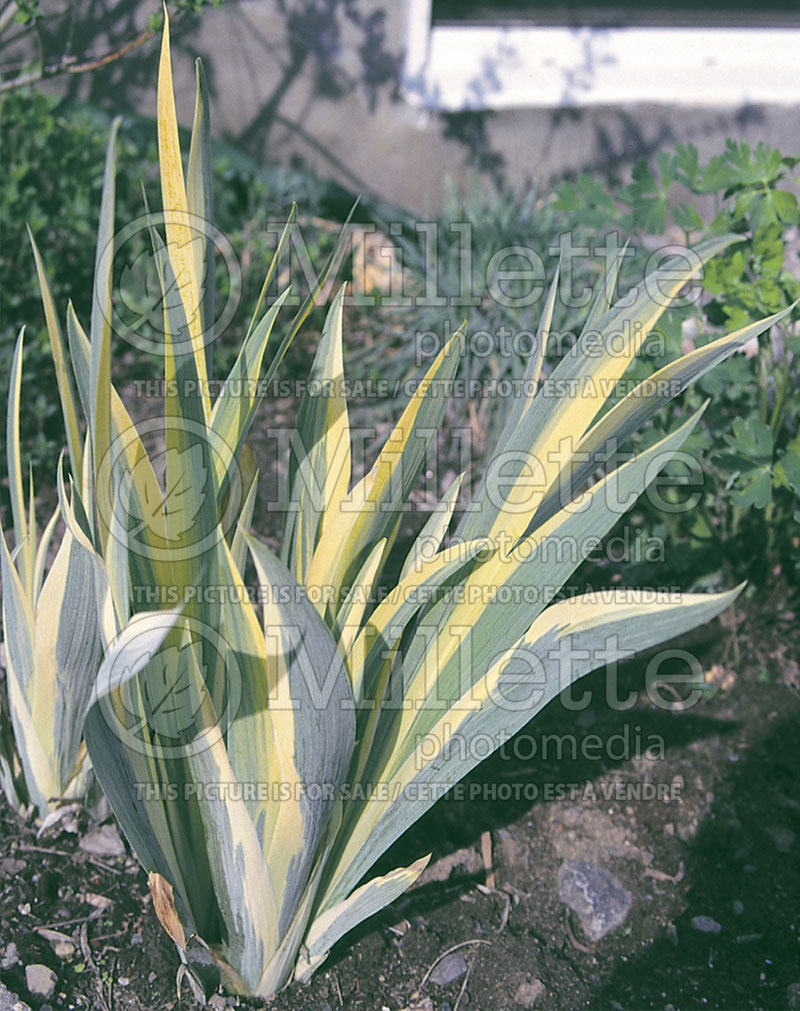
left=404, top=0, right=800, bottom=109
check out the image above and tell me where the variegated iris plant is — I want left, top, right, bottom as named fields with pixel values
left=0, top=21, right=789, bottom=999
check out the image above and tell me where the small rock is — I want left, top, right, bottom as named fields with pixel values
left=1, top=942, right=19, bottom=970
left=37, top=804, right=81, bottom=838
left=786, top=982, right=800, bottom=1009
left=25, top=964, right=57, bottom=1000
left=36, top=929, right=75, bottom=960
left=515, top=978, right=546, bottom=1007
left=765, top=826, right=794, bottom=853
left=429, top=952, right=469, bottom=985
left=691, top=915, right=722, bottom=934
left=79, top=823, right=125, bottom=858
left=558, top=860, right=632, bottom=942
left=1, top=858, right=26, bottom=875
left=732, top=899, right=744, bottom=915
left=147, top=972, right=156, bottom=984
left=0, top=980, right=32, bottom=1011
left=207, top=997, right=227, bottom=1011
left=84, top=892, right=113, bottom=910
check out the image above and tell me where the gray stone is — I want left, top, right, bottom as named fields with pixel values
left=765, top=826, right=794, bottom=853
left=24, top=964, right=56, bottom=1000
left=429, top=952, right=469, bottom=986
left=1, top=942, right=18, bottom=970
left=558, top=860, right=632, bottom=942
left=79, top=823, right=125, bottom=858
left=0, top=981, right=32, bottom=1011
left=515, top=978, right=546, bottom=1007
left=691, top=915, right=722, bottom=934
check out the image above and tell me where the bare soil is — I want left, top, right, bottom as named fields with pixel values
left=1, top=596, right=798, bottom=1011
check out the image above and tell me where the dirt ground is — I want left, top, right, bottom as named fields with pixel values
left=1, top=591, right=798, bottom=1011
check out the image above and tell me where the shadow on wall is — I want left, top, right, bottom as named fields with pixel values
left=55, top=0, right=407, bottom=198
left=29, top=0, right=798, bottom=211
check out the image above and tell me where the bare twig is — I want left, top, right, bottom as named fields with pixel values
left=413, top=939, right=491, bottom=998
left=476, top=883, right=512, bottom=933
left=453, top=952, right=476, bottom=1011
left=19, top=843, right=71, bottom=857
left=564, top=911, right=595, bottom=954
left=80, top=919, right=111, bottom=1011
left=480, top=830, right=495, bottom=890
left=38, top=911, right=103, bottom=930
left=644, top=860, right=685, bottom=884
left=88, top=855, right=122, bottom=875
left=0, top=8, right=180, bottom=93
left=332, top=970, right=343, bottom=1007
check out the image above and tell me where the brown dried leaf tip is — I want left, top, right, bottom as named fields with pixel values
left=149, top=871, right=186, bottom=949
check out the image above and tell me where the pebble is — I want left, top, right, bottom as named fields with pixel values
left=79, top=823, right=125, bottom=858
left=558, top=860, right=632, bottom=942
left=0, top=858, right=26, bottom=876
left=429, top=952, right=469, bottom=985
left=515, top=978, right=546, bottom=1007
left=24, top=965, right=56, bottom=1000
left=691, top=915, right=722, bottom=934
left=1, top=942, right=18, bottom=970
left=49, top=938, right=74, bottom=959
left=732, top=899, right=744, bottom=915
left=764, top=826, right=794, bottom=853
left=0, top=980, right=32, bottom=1011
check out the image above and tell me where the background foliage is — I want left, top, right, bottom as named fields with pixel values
left=556, top=143, right=800, bottom=591
left=2, top=94, right=798, bottom=594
